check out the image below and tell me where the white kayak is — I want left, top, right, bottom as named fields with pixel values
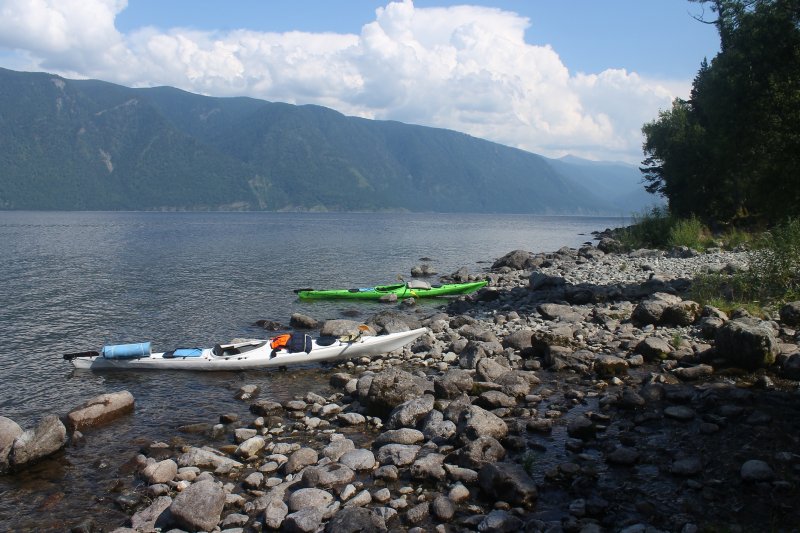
left=67, top=328, right=427, bottom=371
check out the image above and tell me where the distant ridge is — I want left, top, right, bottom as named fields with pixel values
left=0, top=67, right=657, bottom=213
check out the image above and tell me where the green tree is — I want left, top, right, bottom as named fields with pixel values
left=642, top=0, right=800, bottom=225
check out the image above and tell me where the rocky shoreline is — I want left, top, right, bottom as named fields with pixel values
left=6, top=239, right=800, bottom=532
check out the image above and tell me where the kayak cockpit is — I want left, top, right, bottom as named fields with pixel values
left=212, top=340, right=268, bottom=357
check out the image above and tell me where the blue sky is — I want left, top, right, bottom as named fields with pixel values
left=0, top=0, right=720, bottom=162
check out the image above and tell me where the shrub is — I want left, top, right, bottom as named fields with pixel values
left=668, top=216, right=709, bottom=250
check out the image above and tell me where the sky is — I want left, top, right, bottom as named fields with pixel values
left=0, top=0, right=721, bottom=163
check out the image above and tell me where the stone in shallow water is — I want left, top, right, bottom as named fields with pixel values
left=740, top=459, right=774, bottom=482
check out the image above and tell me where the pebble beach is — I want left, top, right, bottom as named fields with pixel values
left=4, top=236, right=800, bottom=533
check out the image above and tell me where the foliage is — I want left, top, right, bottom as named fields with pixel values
left=668, top=216, right=710, bottom=249
left=690, top=218, right=800, bottom=310
left=617, top=206, right=676, bottom=249
left=642, top=0, right=800, bottom=226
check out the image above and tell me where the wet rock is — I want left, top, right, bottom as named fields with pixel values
left=235, top=435, right=267, bottom=459
left=715, top=319, right=779, bottom=369
left=250, top=399, right=283, bottom=416
left=670, top=456, right=703, bottom=476
left=606, top=446, right=640, bottom=466
left=0, top=416, right=23, bottom=473
left=9, top=414, right=67, bottom=469
left=672, top=364, right=714, bottom=381
left=290, top=313, right=319, bottom=329
left=66, top=391, right=135, bottom=431
left=235, top=384, right=260, bottom=401
left=169, top=479, right=225, bottom=532
left=478, top=462, right=538, bottom=507
left=177, top=446, right=243, bottom=473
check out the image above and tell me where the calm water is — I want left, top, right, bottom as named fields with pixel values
left=0, top=211, right=625, bottom=530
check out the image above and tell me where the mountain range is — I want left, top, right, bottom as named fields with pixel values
left=0, top=67, right=658, bottom=213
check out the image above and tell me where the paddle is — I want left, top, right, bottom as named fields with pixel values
left=293, top=288, right=314, bottom=293
left=63, top=350, right=99, bottom=360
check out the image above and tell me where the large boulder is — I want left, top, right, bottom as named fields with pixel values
left=492, top=250, right=534, bottom=270
left=363, top=368, right=428, bottom=417
left=67, top=391, right=135, bottom=431
left=715, top=319, right=779, bottom=369
left=0, top=416, right=23, bottom=473
left=169, top=479, right=225, bottom=532
left=9, top=414, right=67, bottom=469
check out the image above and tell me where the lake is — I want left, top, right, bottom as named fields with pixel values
left=0, top=211, right=625, bottom=530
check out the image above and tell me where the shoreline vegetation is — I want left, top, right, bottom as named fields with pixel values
left=3, top=220, right=800, bottom=532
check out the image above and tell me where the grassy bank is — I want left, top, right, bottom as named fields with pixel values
left=614, top=208, right=800, bottom=316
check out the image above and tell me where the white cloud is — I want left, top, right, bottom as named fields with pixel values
left=0, top=0, right=683, bottom=162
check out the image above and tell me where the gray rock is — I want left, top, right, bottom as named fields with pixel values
left=9, top=414, right=67, bottom=468
left=321, top=319, right=370, bottom=337
left=130, top=495, right=171, bottom=531
left=457, top=436, right=506, bottom=469
left=476, top=357, right=511, bottom=382
left=142, top=459, right=177, bottom=484
left=177, top=447, right=243, bottom=473
left=235, top=384, right=260, bottom=401
left=433, top=369, right=474, bottom=399
left=364, top=368, right=428, bottom=417
left=337, top=412, right=367, bottom=426
left=672, top=364, right=714, bottom=381
left=501, top=329, right=535, bottom=351
left=284, top=506, right=327, bottom=533
left=374, top=428, right=425, bottom=445
left=421, top=412, right=457, bottom=443
left=431, top=494, right=455, bottom=521
left=477, top=509, right=525, bottom=532
left=478, top=462, right=538, bottom=507
left=290, top=313, right=319, bottom=329
left=386, top=394, right=434, bottom=429
left=662, top=300, right=701, bottom=326
left=325, top=507, right=387, bottom=533
left=606, top=446, right=640, bottom=466
left=235, top=435, right=267, bottom=459
left=339, top=449, right=376, bottom=471
left=322, top=438, right=356, bottom=461
left=66, top=391, right=135, bottom=431
left=779, top=301, right=800, bottom=326
left=715, top=319, right=779, bottom=369
left=741, top=459, right=774, bottom=482
left=631, top=298, right=670, bottom=325
left=493, top=249, right=535, bottom=270
left=170, top=479, right=225, bottom=532
left=671, top=456, right=703, bottom=476
left=289, top=487, right=334, bottom=511
left=410, top=452, right=446, bottom=481
left=375, top=443, right=420, bottom=467
left=635, top=336, right=673, bottom=361
left=538, top=303, right=582, bottom=322
left=285, top=447, right=319, bottom=474
left=529, top=272, right=567, bottom=291
left=263, top=497, right=290, bottom=529
left=456, top=405, right=508, bottom=442
left=475, top=390, right=516, bottom=409
left=0, top=416, right=23, bottom=472
left=594, top=354, right=628, bottom=376
left=301, top=463, right=356, bottom=489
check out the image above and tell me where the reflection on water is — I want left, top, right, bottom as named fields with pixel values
left=0, top=210, right=625, bottom=529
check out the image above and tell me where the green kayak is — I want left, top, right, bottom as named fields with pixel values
left=295, top=280, right=487, bottom=300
